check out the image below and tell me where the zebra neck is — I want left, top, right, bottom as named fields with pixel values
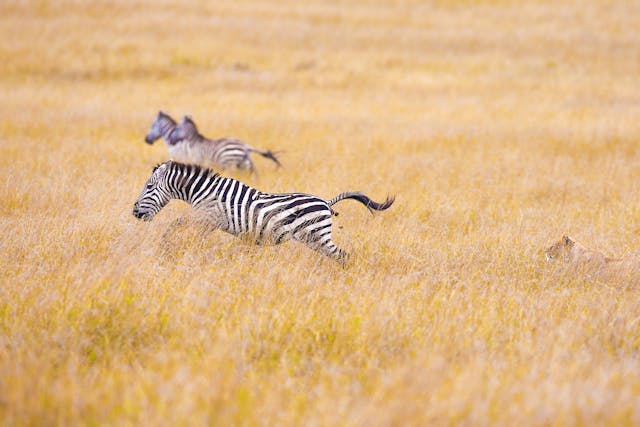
left=186, top=131, right=205, bottom=143
left=166, top=166, right=223, bottom=208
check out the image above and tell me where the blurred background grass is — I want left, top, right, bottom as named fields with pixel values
left=1, top=0, right=640, bottom=425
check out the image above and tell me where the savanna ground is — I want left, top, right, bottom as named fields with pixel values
left=1, top=0, right=640, bottom=425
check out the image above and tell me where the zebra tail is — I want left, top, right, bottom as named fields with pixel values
left=249, top=148, right=283, bottom=168
left=327, top=192, right=395, bottom=214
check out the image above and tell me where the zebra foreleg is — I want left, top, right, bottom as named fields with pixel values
left=162, top=216, right=191, bottom=241
left=158, top=216, right=192, bottom=260
left=161, top=215, right=219, bottom=244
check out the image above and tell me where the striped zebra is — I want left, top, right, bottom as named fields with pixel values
left=132, top=160, right=394, bottom=265
left=145, top=111, right=177, bottom=146
left=146, top=112, right=281, bottom=173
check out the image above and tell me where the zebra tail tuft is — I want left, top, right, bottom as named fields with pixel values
left=327, top=192, right=395, bottom=215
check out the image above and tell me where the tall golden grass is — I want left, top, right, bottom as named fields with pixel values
left=1, top=0, right=640, bottom=425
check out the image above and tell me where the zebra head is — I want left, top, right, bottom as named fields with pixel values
left=132, top=161, right=173, bottom=221
left=145, top=111, right=175, bottom=144
left=167, top=115, right=199, bottom=144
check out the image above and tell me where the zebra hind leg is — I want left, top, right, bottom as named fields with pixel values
left=242, top=156, right=256, bottom=175
left=321, top=240, right=350, bottom=266
left=297, top=232, right=349, bottom=266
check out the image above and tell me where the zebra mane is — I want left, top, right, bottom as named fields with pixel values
left=179, top=116, right=202, bottom=139
left=158, top=111, right=176, bottom=125
left=167, top=160, right=220, bottom=181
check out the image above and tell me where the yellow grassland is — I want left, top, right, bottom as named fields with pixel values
left=1, top=0, right=640, bottom=425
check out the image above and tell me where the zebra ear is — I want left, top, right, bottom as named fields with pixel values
left=153, top=161, right=172, bottom=173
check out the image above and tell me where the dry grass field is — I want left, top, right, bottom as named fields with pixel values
left=2, top=0, right=640, bottom=425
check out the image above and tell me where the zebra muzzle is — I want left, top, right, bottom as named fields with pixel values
left=132, top=205, right=144, bottom=220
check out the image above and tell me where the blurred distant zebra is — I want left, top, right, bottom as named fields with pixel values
left=169, top=115, right=281, bottom=172
left=144, top=111, right=177, bottom=146
left=145, top=112, right=281, bottom=173
left=132, top=160, right=394, bottom=265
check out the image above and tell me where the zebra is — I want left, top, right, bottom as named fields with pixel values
left=159, top=116, right=282, bottom=173
left=144, top=111, right=177, bottom=147
left=132, top=160, right=394, bottom=265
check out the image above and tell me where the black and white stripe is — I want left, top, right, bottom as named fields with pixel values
left=132, top=160, right=394, bottom=264
left=165, top=115, right=281, bottom=173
